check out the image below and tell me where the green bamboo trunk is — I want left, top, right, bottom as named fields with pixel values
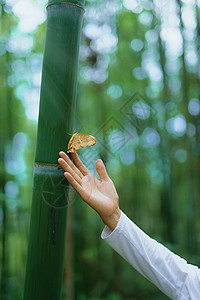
left=23, top=1, right=84, bottom=299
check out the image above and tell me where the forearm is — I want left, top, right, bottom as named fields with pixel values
left=101, top=211, right=200, bottom=300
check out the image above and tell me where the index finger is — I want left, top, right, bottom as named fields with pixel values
left=59, top=151, right=84, bottom=179
left=71, top=152, right=90, bottom=176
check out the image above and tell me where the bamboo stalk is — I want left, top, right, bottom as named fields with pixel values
left=176, top=0, right=197, bottom=255
left=1, top=3, right=13, bottom=297
left=23, top=1, right=84, bottom=299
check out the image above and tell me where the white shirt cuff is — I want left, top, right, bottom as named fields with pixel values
left=101, top=210, right=126, bottom=240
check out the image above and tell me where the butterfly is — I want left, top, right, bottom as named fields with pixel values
left=67, top=132, right=97, bottom=153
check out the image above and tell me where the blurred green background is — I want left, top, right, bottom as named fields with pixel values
left=0, top=0, right=200, bottom=299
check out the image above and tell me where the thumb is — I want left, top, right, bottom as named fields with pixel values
left=95, top=159, right=109, bottom=181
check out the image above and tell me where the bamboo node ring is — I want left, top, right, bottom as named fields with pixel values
left=46, top=2, right=85, bottom=11
left=34, top=162, right=62, bottom=168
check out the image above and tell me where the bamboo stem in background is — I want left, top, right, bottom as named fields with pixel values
left=0, top=3, right=13, bottom=297
left=23, top=1, right=84, bottom=299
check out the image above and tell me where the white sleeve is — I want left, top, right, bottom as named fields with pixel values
left=101, top=211, right=200, bottom=300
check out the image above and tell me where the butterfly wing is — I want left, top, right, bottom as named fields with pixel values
left=67, top=133, right=82, bottom=153
left=79, top=134, right=97, bottom=148
left=67, top=133, right=97, bottom=153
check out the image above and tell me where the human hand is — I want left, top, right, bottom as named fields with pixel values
left=58, top=151, right=121, bottom=231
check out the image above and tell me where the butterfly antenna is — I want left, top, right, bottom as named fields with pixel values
left=66, top=132, right=72, bottom=136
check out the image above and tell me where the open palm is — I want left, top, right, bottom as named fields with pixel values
left=58, top=151, right=120, bottom=230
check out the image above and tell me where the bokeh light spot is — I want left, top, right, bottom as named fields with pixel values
left=174, top=148, right=187, bottom=163
left=120, top=149, right=135, bottom=165
left=107, top=85, right=122, bottom=99
left=132, top=101, right=151, bottom=120
left=142, top=128, right=160, bottom=147
left=138, top=12, right=153, bottom=26
left=188, top=98, right=200, bottom=116
left=166, top=115, right=187, bottom=136
left=130, top=39, right=143, bottom=52
left=4, top=181, right=19, bottom=198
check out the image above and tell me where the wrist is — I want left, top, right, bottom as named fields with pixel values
left=102, top=207, right=121, bottom=231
